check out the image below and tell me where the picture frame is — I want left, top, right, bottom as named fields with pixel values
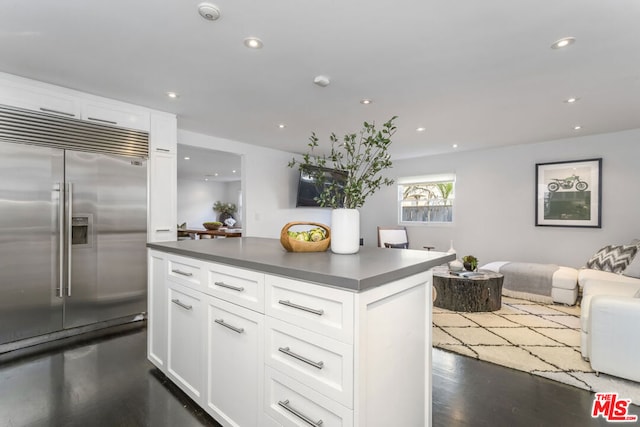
left=535, top=158, right=602, bottom=228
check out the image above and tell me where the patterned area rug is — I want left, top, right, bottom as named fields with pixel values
left=433, top=296, right=640, bottom=405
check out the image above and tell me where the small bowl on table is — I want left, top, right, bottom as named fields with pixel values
left=203, top=221, right=223, bottom=230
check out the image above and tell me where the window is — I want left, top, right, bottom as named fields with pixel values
left=397, top=174, right=455, bottom=224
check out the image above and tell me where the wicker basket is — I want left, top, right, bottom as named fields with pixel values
left=280, top=222, right=331, bottom=252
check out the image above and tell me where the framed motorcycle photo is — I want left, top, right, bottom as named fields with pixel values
left=535, top=158, right=602, bottom=228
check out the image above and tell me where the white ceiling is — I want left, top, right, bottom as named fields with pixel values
left=1, top=0, right=639, bottom=160
left=177, top=144, right=241, bottom=182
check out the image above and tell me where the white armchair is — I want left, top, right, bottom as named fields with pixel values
left=588, top=293, right=640, bottom=382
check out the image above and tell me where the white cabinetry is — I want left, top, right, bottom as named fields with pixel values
left=167, top=282, right=205, bottom=403
left=148, top=250, right=168, bottom=368
left=206, top=296, right=263, bottom=427
left=0, top=75, right=81, bottom=118
left=148, top=112, right=177, bottom=243
left=81, top=99, right=150, bottom=131
left=147, top=248, right=432, bottom=427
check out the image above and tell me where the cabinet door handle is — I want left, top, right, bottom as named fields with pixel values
left=278, top=300, right=324, bottom=316
left=214, top=281, right=244, bottom=292
left=172, top=269, right=193, bottom=277
left=87, top=116, right=118, bottom=125
left=155, top=228, right=171, bottom=232
left=278, top=347, right=324, bottom=370
left=214, top=319, right=244, bottom=334
left=171, top=298, right=192, bottom=310
left=40, top=107, right=75, bottom=117
left=155, top=148, right=171, bottom=152
left=277, top=400, right=324, bottom=426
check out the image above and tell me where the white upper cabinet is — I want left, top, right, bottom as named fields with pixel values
left=0, top=77, right=81, bottom=118
left=81, top=99, right=150, bottom=131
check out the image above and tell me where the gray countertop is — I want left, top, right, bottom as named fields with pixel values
left=147, top=237, right=455, bottom=292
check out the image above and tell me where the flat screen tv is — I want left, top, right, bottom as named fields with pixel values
left=295, top=166, right=348, bottom=207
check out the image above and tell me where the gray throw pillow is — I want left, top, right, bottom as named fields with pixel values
left=586, top=244, right=638, bottom=274
left=624, top=255, right=640, bottom=279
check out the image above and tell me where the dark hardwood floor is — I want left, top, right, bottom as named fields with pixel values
left=0, top=326, right=637, bottom=426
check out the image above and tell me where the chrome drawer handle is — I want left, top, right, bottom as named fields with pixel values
left=87, top=116, right=118, bottom=125
left=171, top=299, right=192, bottom=310
left=214, top=281, right=244, bottom=292
left=278, top=300, right=324, bottom=316
left=277, top=400, right=323, bottom=426
left=40, top=107, right=75, bottom=117
left=278, top=347, right=324, bottom=370
left=172, top=269, right=193, bottom=277
left=214, top=319, right=244, bottom=334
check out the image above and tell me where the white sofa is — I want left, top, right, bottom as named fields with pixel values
left=579, top=268, right=640, bottom=382
left=481, top=261, right=579, bottom=305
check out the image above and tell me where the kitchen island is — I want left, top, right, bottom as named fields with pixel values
left=147, top=237, right=454, bottom=427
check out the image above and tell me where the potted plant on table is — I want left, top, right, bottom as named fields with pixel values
left=462, top=255, right=479, bottom=272
left=213, top=201, right=237, bottom=224
left=288, top=116, right=398, bottom=254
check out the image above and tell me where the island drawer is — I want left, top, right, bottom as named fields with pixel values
left=264, top=366, right=353, bottom=427
left=265, top=317, right=353, bottom=408
left=167, top=254, right=204, bottom=290
left=265, top=275, right=354, bottom=344
left=206, top=262, right=265, bottom=313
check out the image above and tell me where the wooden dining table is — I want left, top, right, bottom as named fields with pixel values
left=180, top=228, right=242, bottom=238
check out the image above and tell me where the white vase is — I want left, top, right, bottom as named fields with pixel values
left=330, top=209, right=360, bottom=254
left=447, top=240, right=456, bottom=255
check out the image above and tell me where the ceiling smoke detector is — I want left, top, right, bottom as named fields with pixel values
left=313, top=75, right=331, bottom=87
left=198, top=3, right=221, bottom=21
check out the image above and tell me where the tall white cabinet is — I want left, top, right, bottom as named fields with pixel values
left=0, top=71, right=178, bottom=244
left=148, top=112, right=178, bottom=242
left=147, top=247, right=433, bottom=427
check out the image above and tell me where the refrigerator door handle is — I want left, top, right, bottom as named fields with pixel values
left=67, top=182, right=73, bottom=297
left=55, top=183, right=64, bottom=298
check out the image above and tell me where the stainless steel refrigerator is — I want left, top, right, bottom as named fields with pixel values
left=0, top=105, right=148, bottom=349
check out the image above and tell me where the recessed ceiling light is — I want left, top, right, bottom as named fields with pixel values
left=278, top=123, right=286, bottom=129
left=232, top=170, right=236, bottom=173
left=452, top=144, right=458, bottom=149
left=573, top=125, right=582, bottom=131
left=564, top=97, right=580, bottom=104
left=244, top=37, right=263, bottom=49
left=214, top=173, right=219, bottom=177
left=360, top=99, right=372, bottom=105
left=416, top=127, right=426, bottom=132
left=166, top=92, right=179, bottom=99
left=205, top=178, right=209, bottom=181
left=551, top=37, right=576, bottom=49
left=184, top=156, right=190, bottom=160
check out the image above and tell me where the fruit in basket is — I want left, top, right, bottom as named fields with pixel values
left=309, top=228, right=325, bottom=242
left=287, top=227, right=327, bottom=242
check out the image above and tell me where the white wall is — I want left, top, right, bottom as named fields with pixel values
left=177, top=178, right=226, bottom=228
left=361, top=128, right=640, bottom=268
left=178, top=129, right=331, bottom=237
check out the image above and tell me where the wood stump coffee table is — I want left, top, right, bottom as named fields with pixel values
left=432, top=270, right=504, bottom=312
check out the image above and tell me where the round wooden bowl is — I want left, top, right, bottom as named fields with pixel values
left=203, top=222, right=222, bottom=230
left=280, top=222, right=331, bottom=252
